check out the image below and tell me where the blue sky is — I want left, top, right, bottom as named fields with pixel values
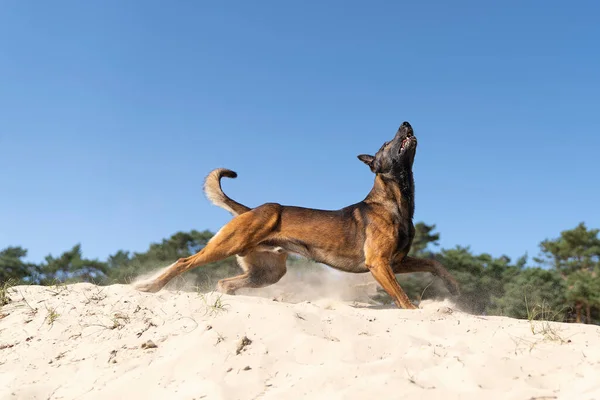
left=1, top=1, right=599, bottom=265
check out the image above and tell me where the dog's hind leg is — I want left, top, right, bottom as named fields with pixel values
left=392, top=256, right=460, bottom=296
left=216, top=251, right=287, bottom=294
left=134, top=203, right=282, bottom=293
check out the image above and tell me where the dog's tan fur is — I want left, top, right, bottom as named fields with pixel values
left=135, top=122, right=460, bottom=309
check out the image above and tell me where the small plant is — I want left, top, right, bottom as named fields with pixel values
left=45, top=305, right=60, bottom=327
left=83, top=287, right=107, bottom=305
left=15, top=287, right=38, bottom=316
left=0, top=279, right=17, bottom=306
left=525, top=295, right=567, bottom=343
left=215, top=331, right=226, bottom=345
left=81, top=312, right=131, bottom=331
left=199, top=292, right=230, bottom=317
left=110, top=312, right=130, bottom=330
left=46, top=281, right=69, bottom=297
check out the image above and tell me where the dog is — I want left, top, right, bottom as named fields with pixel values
left=134, top=122, right=460, bottom=309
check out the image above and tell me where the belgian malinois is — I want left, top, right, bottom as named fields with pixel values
left=135, top=122, right=460, bottom=309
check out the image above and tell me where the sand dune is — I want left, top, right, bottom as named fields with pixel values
left=1, top=280, right=599, bottom=400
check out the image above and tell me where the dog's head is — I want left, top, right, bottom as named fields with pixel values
left=357, top=121, right=417, bottom=174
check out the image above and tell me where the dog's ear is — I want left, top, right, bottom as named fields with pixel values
left=358, top=154, right=375, bottom=171
left=357, top=154, right=374, bottom=166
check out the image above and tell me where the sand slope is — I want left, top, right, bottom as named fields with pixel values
left=1, top=282, right=600, bottom=400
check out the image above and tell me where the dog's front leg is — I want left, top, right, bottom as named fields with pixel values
left=367, top=260, right=417, bottom=309
left=364, top=237, right=417, bottom=309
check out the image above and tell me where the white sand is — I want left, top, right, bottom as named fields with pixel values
left=1, top=280, right=599, bottom=400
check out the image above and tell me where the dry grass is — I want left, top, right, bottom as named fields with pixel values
left=198, top=292, right=230, bottom=317
left=110, top=312, right=130, bottom=330
left=45, top=305, right=60, bottom=327
left=0, top=279, right=17, bottom=306
left=525, top=296, right=567, bottom=343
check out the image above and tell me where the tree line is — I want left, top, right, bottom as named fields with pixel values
left=2, top=222, right=599, bottom=324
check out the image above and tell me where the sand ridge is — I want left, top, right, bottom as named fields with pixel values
left=1, top=282, right=600, bottom=400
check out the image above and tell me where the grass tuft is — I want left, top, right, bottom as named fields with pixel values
left=525, top=295, right=567, bottom=343
left=0, top=279, right=17, bottom=306
left=45, top=305, right=60, bottom=327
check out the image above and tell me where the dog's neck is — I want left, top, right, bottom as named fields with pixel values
left=365, top=170, right=415, bottom=219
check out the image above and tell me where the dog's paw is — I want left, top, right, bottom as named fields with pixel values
left=216, top=280, right=236, bottom=295
left=133, top=280, right=162, bottom=293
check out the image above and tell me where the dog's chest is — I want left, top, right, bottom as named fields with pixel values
left=395, top=222, right=415, bottom=253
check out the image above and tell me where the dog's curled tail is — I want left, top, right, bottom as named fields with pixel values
left=204, top=168, right=251, bottom=216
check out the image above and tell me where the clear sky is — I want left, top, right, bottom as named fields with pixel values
left=1, top=1, right=599, bottom=265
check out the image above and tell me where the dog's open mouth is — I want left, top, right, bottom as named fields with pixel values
left=400, top=136, right=413, bottom=150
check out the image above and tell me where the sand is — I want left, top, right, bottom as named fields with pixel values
left=1, top=276, right=600, bottom=400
